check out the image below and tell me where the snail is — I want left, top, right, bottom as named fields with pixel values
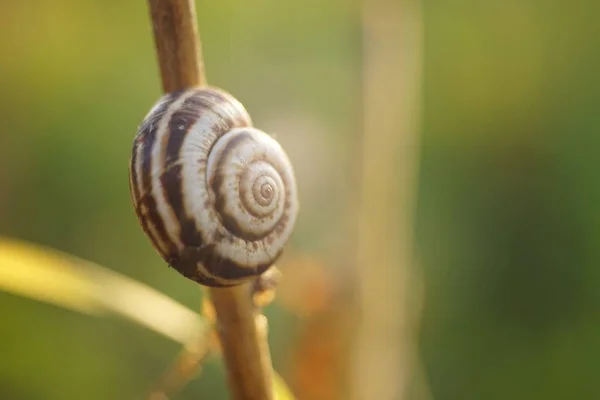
left=129, top=86, right=299, bottom=287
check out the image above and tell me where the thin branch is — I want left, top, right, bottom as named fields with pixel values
left=149, top=340, right=211, bottom=399
left=148, top=0, right=205, bottom=91
left=146, top=1, right=275, bottom=399
left=211, top=287, right=274, bottom=400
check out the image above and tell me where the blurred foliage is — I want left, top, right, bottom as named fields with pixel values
left=1, top=0, right=599, bottom=399
left=417, top=1, right=600, bottom=399
left=0, top=237, right=295, bottom=399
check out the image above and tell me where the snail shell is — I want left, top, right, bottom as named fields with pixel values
left=129, top=87, right=299, bottom=287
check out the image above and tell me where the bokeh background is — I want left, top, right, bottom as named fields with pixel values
left=1, top=0, right=599, bottom=399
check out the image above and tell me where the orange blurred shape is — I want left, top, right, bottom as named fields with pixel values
left=277, top=254, right=334, bottom=317
left=287, top=309, right=353, bottom=400
left=279, top=254, right=355, bottom=400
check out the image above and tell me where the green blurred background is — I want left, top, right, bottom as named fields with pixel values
left=1, top=0, right=599, bottom=399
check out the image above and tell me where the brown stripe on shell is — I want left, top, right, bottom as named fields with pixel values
left=130, top=139, right=170, bottom=259
left=166, top=246, right=235, bottom=287
left=137, top=196, right=172, bottom=260
left=130, top=90, right=182, bottom=206
left=160, top=93, right=208, bottom=250
left=206, top=253, right=274, bottom=282
left=133, top=91, right=185, bottom=261
left=167, top=245, right=249, bottom=287
left=139, top=124, right=175, bottom=255
left=161, top=163, right=206, bottom=248
left=129, top=146, right=140, bottom=208
left=169, top=245, right=262, bottom=287
left=265, top=204, right=291, bottom=245
left=194, top=275, right=237, bottom=287
left=171, top=244, right=280, bottom=286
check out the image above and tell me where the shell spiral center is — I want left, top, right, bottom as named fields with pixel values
left=207, top=128, right=290, bottom=241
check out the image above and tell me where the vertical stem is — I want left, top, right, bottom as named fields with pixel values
left=146, top=1, right=274, bottom=399
left=148, top=0, right=205, bottom=91
left=211, top=287, right=274, bottom=400
left=351, top=0, right=425, bottom=399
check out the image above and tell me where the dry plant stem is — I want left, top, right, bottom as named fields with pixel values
left=352, top=0, right=426, bottom=399
left=149, top=338, right=211, bottom=399
left=148, top=0, right=205, bottom=91
left=211, top=287, right=274, bottom=400
left=147, top=1, right=275, bottom=399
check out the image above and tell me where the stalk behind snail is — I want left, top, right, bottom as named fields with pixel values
left=129, top=87, right=299, bottom=287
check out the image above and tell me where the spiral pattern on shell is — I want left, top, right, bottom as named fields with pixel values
left=129, top=87, right=299, bottom=287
